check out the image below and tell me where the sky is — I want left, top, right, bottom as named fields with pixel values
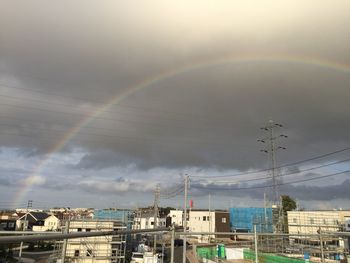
left=0, top=0, right=350, bottom=210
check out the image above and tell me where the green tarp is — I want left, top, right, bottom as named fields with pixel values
left=243, top=249, right=314, bottom=263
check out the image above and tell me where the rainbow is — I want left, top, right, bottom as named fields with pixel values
left=12, top=53, right=350, bottom=207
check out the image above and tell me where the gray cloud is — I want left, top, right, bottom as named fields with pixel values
left=1, top=0, right=350, bottom=207
left=191, top=178, right=350, bottom=201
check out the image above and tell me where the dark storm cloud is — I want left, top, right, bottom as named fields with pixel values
left=0, top=1, right=350, bottom=176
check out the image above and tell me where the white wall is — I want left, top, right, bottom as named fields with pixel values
left=225, top=248, right=244, bottom=260
left=133, top=216, right=166, bottom=230
left=169, top=210, right=183, bottom=226
left=32, top=215, right=60, bottom=232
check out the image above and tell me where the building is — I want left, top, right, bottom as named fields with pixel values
left=94, top=209, right=133, bottom=229
left=168, top=210, right=183, bottom=227
left=132, top=208, right=166, bottom=230
left=287, top=210, right=350, bottom=252
left=0, top=211, right=20, bottom=231
left=0, top=219, right=17, bottom=231
left=288, top=210, right=350, bottom=235
left=32, top=214, right=61, bottom=231
left=188, top=210, right=231, bottom=240
left=229, top=207, right=273, bottom=233
left=63, top=219, right=126, bottom=263
left=168, top=209, right=230, bottom=241
left=16, top=212, right=50, bottom=230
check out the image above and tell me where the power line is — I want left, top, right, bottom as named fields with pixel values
left=0, top=122, right=232, bottom=147
left=0, top=82, right=210, bottom=120
left=0, top=115, right=234, bottom=148
left=193, top=158, right=350, bottom=184
left=0, top=130, right=222, bottom=159
left=191, top=146, right=350, bottom=178
left=192, top=170, right=350, bottom=191
left=0, top=101, right=237, bottom=137
left=0, top=92, right=224, bottom=126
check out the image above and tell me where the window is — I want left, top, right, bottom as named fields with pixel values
left=203, top=216, right=206, bottom=221
left=347, top=224, right=350, bottom=228
left=222, top=218, right=226, bottom=223
left=86, top=249, right=92, bottom=256
left=309, top=218, right=314, bottom=224
left=77, top=228, right=82, bottom=232
left=323, top=219, right=327, bottom=225
left=207, top=216, right=210, bottom=221
left=86, top=228, right=91, bottom=232
left=293, top=218, right=297, bottom=224
left=74, top=250, right=80, bottom=257
left=151, top=222, right=154, bottom=225
left=112, top=250, right=117, bottom=257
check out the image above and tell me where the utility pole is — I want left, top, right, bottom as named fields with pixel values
left=264, top=192, right=267, bottom=232
left=153, top=184, right=160, bottom=253
left=254, top=224, right=259, bottom=263
left=258, top=120, right=287, bottom=205
left=61, top=214, right=71, bottom=263
left=319, top=227, right=325, bottom=263
left=208, top=193, right=211, bottom=243
left=170, top=224, right=175, bottom=263
left=183, top=175, right=189, bottom=263
left=18, top=200, right=32, bottom=263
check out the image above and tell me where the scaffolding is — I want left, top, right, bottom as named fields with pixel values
left=230, top=207, right=274, bottom=233
left=62, top=219, right=126, bottom=263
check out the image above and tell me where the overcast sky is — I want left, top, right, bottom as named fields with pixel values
left=1, top=0, right=350, bottom=210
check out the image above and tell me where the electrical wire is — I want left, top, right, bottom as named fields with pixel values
left=0, top=122, right=232, bottom=147
left=0, top=82, right=210, bottom=120
left=191, top=146, right=350, bottom=178
left=0, top=92, right=226, bottom=126
left=192, top=158, right=350, bottom=184
left=192, top=170, right=350, bottom=191
left=0, top=101, right=237, bottom=138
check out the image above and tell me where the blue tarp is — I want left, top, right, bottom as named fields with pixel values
left=229, top=207, right=273, bottom=233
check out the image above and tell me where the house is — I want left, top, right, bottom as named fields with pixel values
left=63, top=219, right=126, bottom=263
left=188, top=210, right=230, bottom=240
left=0, top=211, right=20, bottom=220
left=168, top=210, right=183, bottom=227
left=32, top=214, right=61, bottom=231
left=0, top=211, right=20, bottom=231
left=132, top=207, right=166, bottom=230
left=16, top=212, right=50, bottom=230
left=168, top=209, right=231, bottom=241
left=0, top=219, right=17, bottom=231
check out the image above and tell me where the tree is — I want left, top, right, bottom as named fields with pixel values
left=281, top=195, right=296, bottom=233
left=281, top=195, right=297, bottom=213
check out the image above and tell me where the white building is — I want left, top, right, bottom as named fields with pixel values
left=133, top=208, right=166, bottom=230
left=168, top=210, right=183, bottom=227
left=168, top=210, right=230, bottom=242
left=64, top=219, right=126, bottom=263
left=32, top=214, right=61, bottom=232
left=288, top=210, right=350, bottom=236
left=288, top=210, right=350, bottom=251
